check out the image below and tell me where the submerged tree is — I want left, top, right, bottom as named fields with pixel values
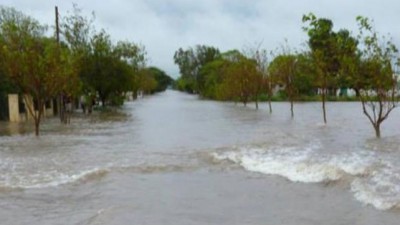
left=174, top=45, right=220, bottom=94
left=244, top=44, right=271, bottom=110
left=198, top=57, right=228, bottom=100
left=355, top=16, right=398, bottom=138
left=0, top=7, right=78, bottom=135
left=86, top=31, right=132, bottom=106
left=269, top=54, right=298, bottom=117
left=293, top=53, right=318, bottom=96
left=61, top=5, right=148, bottom=106
left=335, top=29, right=359, bottom=96
left=222, top=51, right=261, bottom=106
left=303, top=13, right=340, bottom=124
left=303, top=13, right=361, bottom=124
left=61, top=4, right=94, bottom=95
left=146, top=67, right=174, bottom=93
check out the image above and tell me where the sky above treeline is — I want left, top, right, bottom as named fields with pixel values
left=2, top=0, right=399, bottom=78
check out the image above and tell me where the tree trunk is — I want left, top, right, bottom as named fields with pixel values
left=59, top=94, right=64, bottom=123
left=255, top=95, right=259, bottom=110
left=290, top=99, right=294, bottom=118
left=354, top=88, right=360, bottom=97
left=268, top=94, right=272, bottom=113
left=101, top=97, right=106, bottom=107
left=268, top=81, right=273, bottom=113
left=34, top=120, right=40, bottom=136
left=34, top=102, right=43, bottom=136
left=374, top=123, right=381, bottom=138
left=322, top=89, right=327, bottom=124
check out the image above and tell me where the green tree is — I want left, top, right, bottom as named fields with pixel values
left=355, top=16, right=398, bottom=138
left=335, top=29, right=359, bottom=94
left=137, top=68, right=158, bottom=94
left=303, top=13, right=339, bottom=124
left=114, top=40, right=147, bottom=99
left=60, top=4, right=94, bottom=119
left=245, top=45, right=270, bottom=110
left=62, top=6, right=147, bottom=106
left=303, top=13, right=360, bottom=123
left=0, top=7, right=78, bottom=135
left=198, top=58, right=227, bottom=99
left=174, top=45, right=220, bottom=93
left=269, top=54, right=298, bottom=117
left=85, top=31, right=132, bottom=106
left=293, top=53, right=318, bottom=96
left=61, top=4, right=93, bottom=58
left=115, top=41, right=147, bottom=71
left=173, top=48, right=196, bottom=93
left=222, top=51, right=261, bottom=106
left=146, top=67, right=174, bottom=92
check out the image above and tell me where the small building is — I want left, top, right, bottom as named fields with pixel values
left=5, top=94, right=54, bottom=122
left=336, top=88, right=356, bottom=97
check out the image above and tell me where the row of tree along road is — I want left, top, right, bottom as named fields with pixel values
left=173, top=13, right=400, bottom=138
left=0, top=5, right=173, bottom=136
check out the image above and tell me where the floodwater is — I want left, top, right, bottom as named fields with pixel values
left=0, top=90, right=400, bottom=225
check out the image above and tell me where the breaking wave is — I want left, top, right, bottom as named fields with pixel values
left=0, top=167, right=110, bottom=190
left=212, top=143, right=400, bottom=210
left=0, top=163, right=192, bottom=190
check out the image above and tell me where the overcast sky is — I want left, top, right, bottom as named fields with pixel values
left=2, top=0, right=399, bottom=78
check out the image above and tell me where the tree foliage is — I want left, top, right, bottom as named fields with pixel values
left=173, top=45, right=220, bottom=93
left=269, top=54, right=298, bottom=117
left=0, top=6, right=79, bottom=135
left=303, top=13, right=359, bottom=124
left=355, top=16, right=398, bottom=138
left=0, top=5, right=156, bottom=135
left=61, top=6, right=148, bottom=106
left=146, top=67, right=174, bottom=92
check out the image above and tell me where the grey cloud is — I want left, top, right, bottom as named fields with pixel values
left=1, top=0, right=399, bottom=77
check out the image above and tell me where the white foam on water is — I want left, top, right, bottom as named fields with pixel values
left=329, top=151, right=377, bottom=176
left=212, top=144, right=400, bottom=210
left=351, top=164, right=400, bottom=210
left=0, top=167, right=109, bottom=189
left=213, top=144, right=344, bottom=183
left=0, top=161, right=193, bottom=190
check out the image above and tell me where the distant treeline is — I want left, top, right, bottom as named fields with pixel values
left=173, top=13, right=399, bottom=138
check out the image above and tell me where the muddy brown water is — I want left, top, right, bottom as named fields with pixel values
left=0, top=90, right=400, bottom=225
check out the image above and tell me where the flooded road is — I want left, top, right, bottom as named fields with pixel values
left=1, top=90, right=400, bottom=225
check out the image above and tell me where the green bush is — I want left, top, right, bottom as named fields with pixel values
left=109, top=94, right=125, bottom=106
